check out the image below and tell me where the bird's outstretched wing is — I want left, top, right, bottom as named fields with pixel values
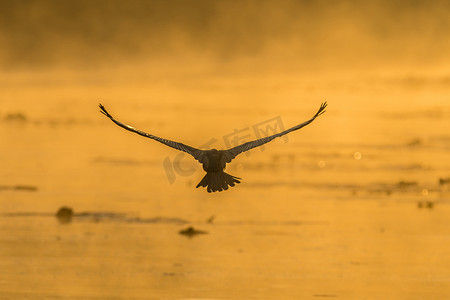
left=222, top=102, right=327, bottom=163
left=99, top=104, right=205, bottom=163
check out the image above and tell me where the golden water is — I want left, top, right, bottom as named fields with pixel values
left=1, top=72, right=449, bottom=299
left=1, top=1, right=450, bottom=299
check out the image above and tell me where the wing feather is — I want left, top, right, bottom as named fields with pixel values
left=99, top=104, right=205, bottom=163
left=222, top=102, right=327, bottom=163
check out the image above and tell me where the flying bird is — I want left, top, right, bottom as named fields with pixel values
left=99, top=102, right=327, bottom=192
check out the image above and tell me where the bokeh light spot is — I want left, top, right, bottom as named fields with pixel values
left=318, top=160, right=326, bottom=168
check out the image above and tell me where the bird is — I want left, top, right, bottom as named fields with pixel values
left=99, top=102, right=327, bottom=192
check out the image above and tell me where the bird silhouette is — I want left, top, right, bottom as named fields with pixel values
left=99, top=102, right=327, bottom=192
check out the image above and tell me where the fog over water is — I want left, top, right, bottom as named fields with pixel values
left=1, top=0, right=449, bottom=72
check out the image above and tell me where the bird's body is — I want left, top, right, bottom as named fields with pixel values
left=99, top=102, right=327, bottom=192
left=201, top=149, right=225, bottom=172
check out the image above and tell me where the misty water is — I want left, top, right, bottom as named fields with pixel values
left=1, top=73, right=450, bottom=299
left=1, top=1, right=450, bottom=299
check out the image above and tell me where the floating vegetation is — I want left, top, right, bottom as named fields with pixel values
left=91, top=156, right=157, bottom=166
left=1, top=112, right=95, bottom=127
left=65, top=212, right=188, bottom=224
left=439, top=177, right=450, bottom=186
left=417, top=201, right=434, bottom=209
left=396, top=181, right=418, bottom=189
left=368, top=180, right=433, bottom=195
left=406, top=138, right=423, bottom=147
left=15, top=185, right=38, bottom=191
left=0, top=185, right=38, bottom=192
left=207, top=215, right=216, bottom=224
left=56, top=206, right=74, bottom=224
left=0, top=206, right=189, bottom=227
left=3, top=112, right=28, bottom=122
left=126, top=216, right=188, bottom=224
left=179, top=226, right=208, bottom=237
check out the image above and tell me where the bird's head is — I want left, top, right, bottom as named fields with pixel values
left=207, top=149, right=219, bottom=155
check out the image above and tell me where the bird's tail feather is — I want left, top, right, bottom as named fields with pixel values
left=196, top=171, right=241, bottom=193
